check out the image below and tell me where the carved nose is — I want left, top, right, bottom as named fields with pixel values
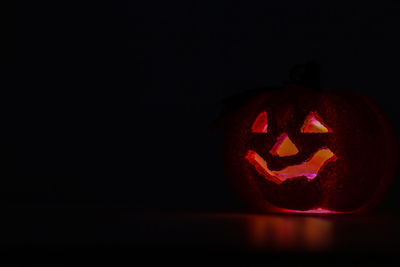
left=269, top=133, right=299, bottom=157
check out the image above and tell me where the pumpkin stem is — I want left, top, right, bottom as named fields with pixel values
left=288, top=61, right=320, bottom=90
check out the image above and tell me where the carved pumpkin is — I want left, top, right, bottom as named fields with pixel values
left=222, top=86, right=398, bottom=213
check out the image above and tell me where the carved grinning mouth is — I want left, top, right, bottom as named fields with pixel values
left=245, top=149, right=337, bottom=184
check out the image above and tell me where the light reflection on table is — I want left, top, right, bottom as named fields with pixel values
left=244, top=214, right=333, bottom=251
left=125, top=211, right=400, bottom=253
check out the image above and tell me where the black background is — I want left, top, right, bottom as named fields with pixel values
left=3, top=0, right=400, bottom=261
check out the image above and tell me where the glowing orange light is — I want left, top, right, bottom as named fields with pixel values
left=251, top=111, right=268, bottom=133
left=301, top=112, right=331, bottom=133
left=245, top=214, right=333, bottom=251
left=245, top=149, right=336, bottom=184
left=283, top=208, right=340, bottom=214
left=269, top=133, right=299, bottom=157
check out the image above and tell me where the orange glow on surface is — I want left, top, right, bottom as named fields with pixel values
left=269, top=133, right=299, bottom=157
left=246, top=214, right=333, bottom=251
left=301, top=112, right=331, bottom=133
left=282, top=208, right=340, bottom=214
left=251, top=111, right=268, bottom=133
left=246, top=149, right=336, bottom=184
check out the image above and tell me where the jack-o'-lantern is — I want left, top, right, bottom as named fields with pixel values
left=222, top=86, right=398, bottom=213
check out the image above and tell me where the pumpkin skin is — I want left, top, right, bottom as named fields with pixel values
left=222, top=86, right=398, bottom=213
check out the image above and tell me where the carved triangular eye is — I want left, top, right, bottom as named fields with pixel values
left=301, top=112, right=332, bottom=133
left=251, top=111, right=268, bottom=133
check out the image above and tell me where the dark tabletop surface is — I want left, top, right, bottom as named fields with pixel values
left=3, top=208, right=400, bottom=264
